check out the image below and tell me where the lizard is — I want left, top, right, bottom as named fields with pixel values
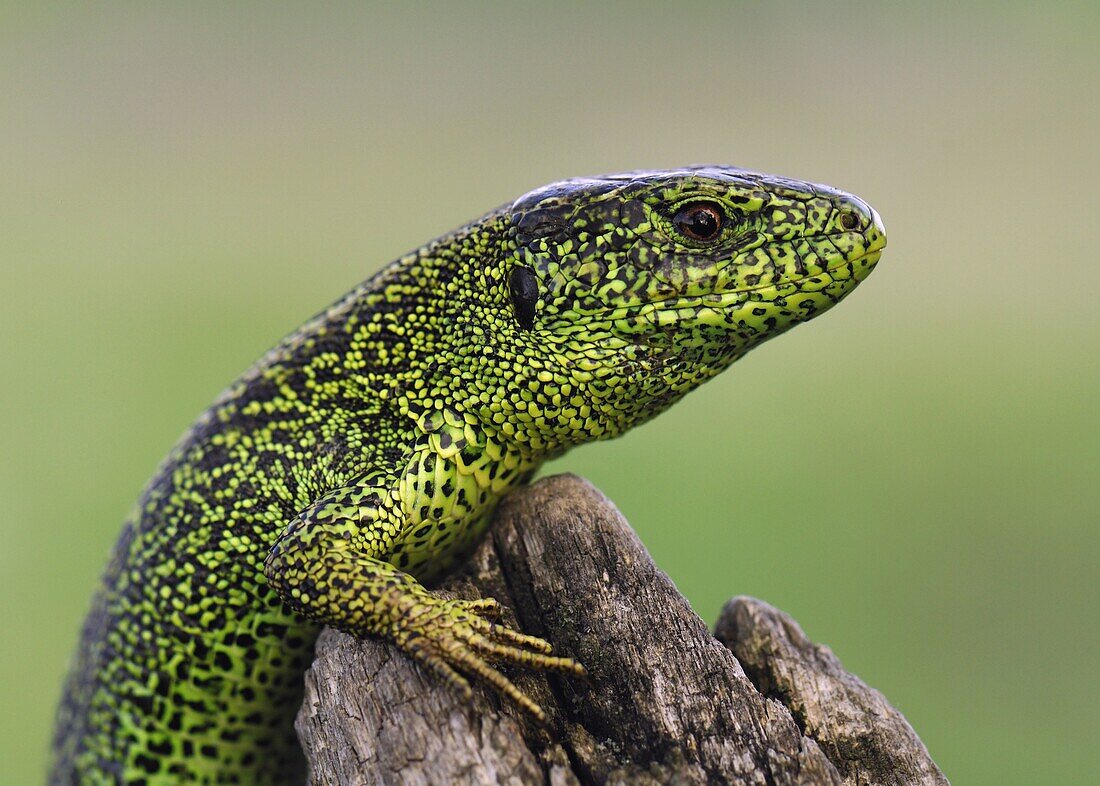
left=50, top=166, right=886, bottom=785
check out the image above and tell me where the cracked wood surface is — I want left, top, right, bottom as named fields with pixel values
left=296, top=474, right=947, bottom=785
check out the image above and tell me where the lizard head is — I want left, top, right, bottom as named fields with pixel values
left=508, top=166, right=885, bottom=351
left=457, top=167, right=886, bottom=445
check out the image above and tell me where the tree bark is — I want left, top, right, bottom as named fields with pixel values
left=296, top=474, right=948, bottom=786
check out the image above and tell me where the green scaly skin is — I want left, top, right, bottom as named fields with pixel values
left=50, top=167, right=886, bottom=784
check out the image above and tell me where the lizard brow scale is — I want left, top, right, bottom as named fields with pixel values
left=51, top=166, right=886, bottom=785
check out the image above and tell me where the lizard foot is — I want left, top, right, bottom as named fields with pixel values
left=392, top=594, right=585, bottom=722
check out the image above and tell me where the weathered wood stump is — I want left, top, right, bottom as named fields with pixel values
left=296, top=474, right=947, bottom=785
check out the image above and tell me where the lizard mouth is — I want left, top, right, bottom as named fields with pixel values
left=719, top=247, right=883, bottom=296
left=584, top=249, right=884, bottom=323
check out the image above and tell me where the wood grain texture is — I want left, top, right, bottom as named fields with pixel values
left=715, top=597, right=949, bottom=786
left=296, top=474, right=946, bottom=785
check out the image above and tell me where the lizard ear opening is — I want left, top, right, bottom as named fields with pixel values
left=508, top=267, right=539, bottom=331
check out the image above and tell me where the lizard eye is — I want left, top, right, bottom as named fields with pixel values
left=508, top=266, right=539, bottom=331
left=672, top=202, right=725, bottom=243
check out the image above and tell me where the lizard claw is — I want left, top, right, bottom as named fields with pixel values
left=392, top=594, right=585, bottom=721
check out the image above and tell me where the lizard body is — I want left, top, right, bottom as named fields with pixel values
left=51, top=167, right=885, bottom=784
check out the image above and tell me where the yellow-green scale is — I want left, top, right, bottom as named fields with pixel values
left=52, top=167, right=885, bottom=784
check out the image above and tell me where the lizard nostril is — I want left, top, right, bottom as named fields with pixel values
left=838, top=211, right=861, bottom=231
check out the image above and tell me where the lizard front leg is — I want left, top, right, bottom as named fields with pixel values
left=263, top=470, right=582, bottom=720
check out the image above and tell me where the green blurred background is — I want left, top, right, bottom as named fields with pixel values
left=2, top=2, right=1097, bottom=783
